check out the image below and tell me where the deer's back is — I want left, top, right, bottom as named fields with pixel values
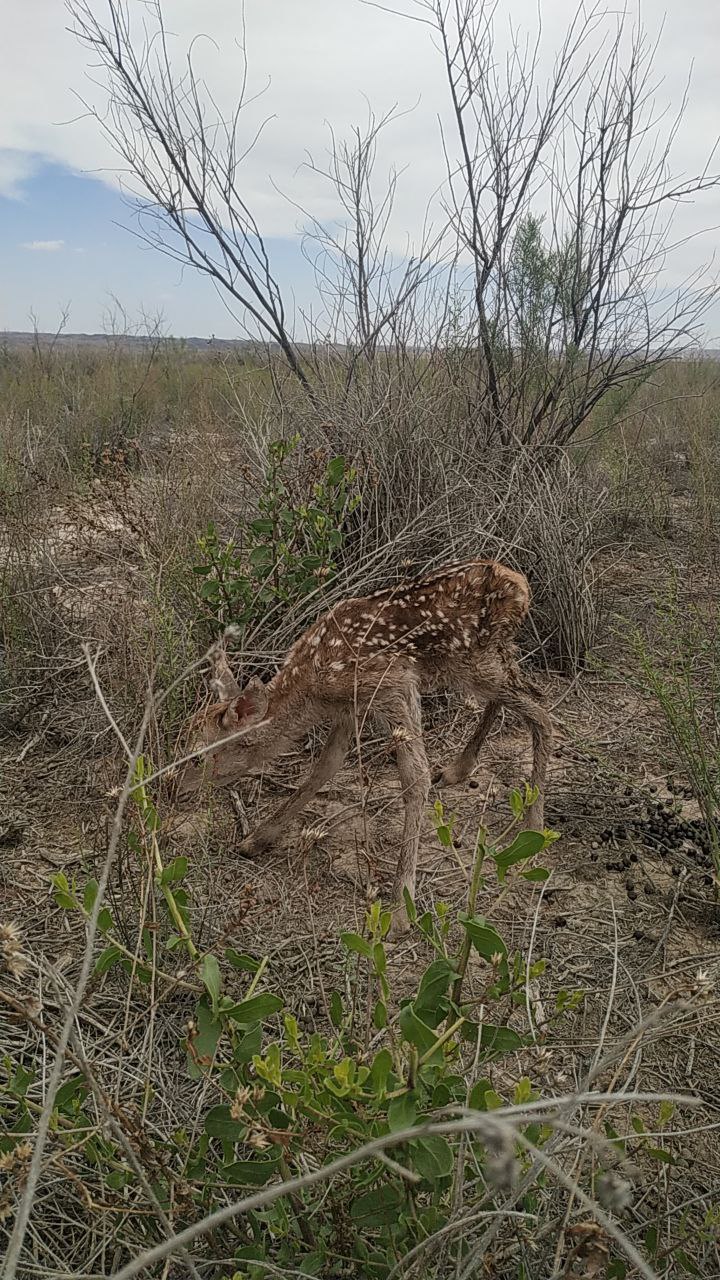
left=273, top=560, right=531, bottom=696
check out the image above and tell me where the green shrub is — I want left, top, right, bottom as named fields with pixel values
left=191, top=436, right=359, bottom=635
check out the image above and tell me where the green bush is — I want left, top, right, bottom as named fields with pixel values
left=191, top=436, right=359, bottom=635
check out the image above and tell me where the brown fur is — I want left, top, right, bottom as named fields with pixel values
left=175, top=560, right=552, bottom=934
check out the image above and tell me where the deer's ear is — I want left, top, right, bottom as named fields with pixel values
left=209, top=644, right=241, bottom=702
left=221, top=677, right=268, bottom=730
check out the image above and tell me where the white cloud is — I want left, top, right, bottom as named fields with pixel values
left=0, top=148, right=38, bottom=199
left=20, top=239, right=65, bottom=252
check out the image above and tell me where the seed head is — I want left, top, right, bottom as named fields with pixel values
left=247, top=1129, right=270, bottom=1152
left=301, top=826, right=327, bottom=845
left=391, top=726, right=413, bottom=744
left=691, top=968, right=713, bottom=999
left=230, top=1085, right=252, bottom=1120
left=0, top=921, right=29, bottom=981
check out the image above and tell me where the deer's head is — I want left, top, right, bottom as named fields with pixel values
left=173, top=646, right=270, bottom=797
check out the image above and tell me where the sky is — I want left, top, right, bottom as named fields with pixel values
left=1, top=0, right=719, bottom=340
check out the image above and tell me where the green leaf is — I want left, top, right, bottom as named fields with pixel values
left=204, top=1105, right=245, bottom=1142
left=646, top=1146, right=674, bottom=1165
left=373, top=1000, right=387, bottom=1030
left=631, top=1115, right=646, bottom=1135
left=200, top=954, right=222, bottom=1012
left=368, top=1049, right=392, bottom=1096
left=223, top=1155, right=282, bottom=1186
left=94, top=944, right=123, bottom=976
left=341, top=931, right=373, bottom=959
left=161, top=856, right=187, bottom=885
left=83, top=878, right=99, bottom=913
left=249, top=518, right=275, bottom=535
left=387, top=1092, right=417, bottom=1132
left=463, top=1021, right=524, bottom=1056
left=402, top=886, right=417, bottom=924
left=521, top=867, right=550, bottom=882
left=410, top=1135, right=454, bottom=1181
left=225, top=993, right=283, bottom=1026
left=509, top=787, right=525, bottom=819
left=482, top=1088, right=505, bottom=1110
left=468, top=1077, right=494, bottom=1110
left=414, top=959, right=457, bottom=1026
left=461, top=916, right=507, bottom=962
left=248, top=545, right=273, bottom=569
left=513, top=1076, right=535, bottom=1105
left=52, top=871, right=78, bottom=911
left=399, top=1006, right=441, bottom=1060
left=97, top=908, right=113, bottom=933
left=329, top=991, right=343, bottom=1029
left=232, top=1024, right=263, bottom=1065
left=225, top=948, right=261, bottom=974
left=481, top=1024, right=523, bottom=1055
left=187, top=998, right=222, bottom=1079
left=372, top=942, right=386, bottom=975
left=659, top=1100, right=675, bottom=1125
left=494, top=831, right=547, bottom=876
left=326, top=455, right=347, bottom=485
left=55, top=1075, right=88, bottom=1110
left=298, top=1252, right=326, bottom=1276
left=350, top=1184, right=403, bottom=1227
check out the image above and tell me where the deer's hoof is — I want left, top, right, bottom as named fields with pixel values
left=238, top=832, right=272, bottom=858
left=386, top=906, right=411, bottom=942
left=432, top=766, right=462, bottom=788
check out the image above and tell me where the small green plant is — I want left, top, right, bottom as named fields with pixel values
left=192, top=436, right=359, bottom=632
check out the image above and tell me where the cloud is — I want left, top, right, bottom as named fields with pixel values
left=20, top=238, right=64, bottom=252
left=1, top=0, right=718, bottom=331
left=2, top=0, right=716, bottom=243
left=0, top=148, right=38, bottom=199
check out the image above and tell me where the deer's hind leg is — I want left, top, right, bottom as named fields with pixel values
left=239, top=714, right=352, bottom=856
left=497, top=682, right=552, bottom=831
left=433, top=699, right=500, bottom=787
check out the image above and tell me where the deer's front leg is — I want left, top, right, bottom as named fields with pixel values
left=387, top=688, right=430, bottom=938
left=239, top=715, right=352, bottom=856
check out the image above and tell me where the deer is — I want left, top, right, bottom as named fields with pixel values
left=174, top=560, right=553, bottom=935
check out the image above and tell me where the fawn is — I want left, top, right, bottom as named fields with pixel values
left=175, top=560, right=552, bottom=934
